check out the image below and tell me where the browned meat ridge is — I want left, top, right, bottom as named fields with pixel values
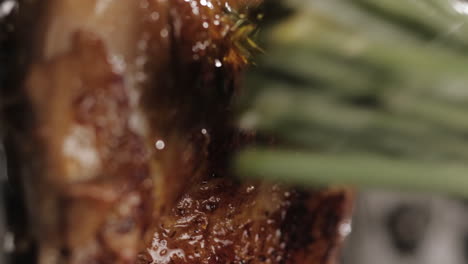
left=6, top=0, right=352, bottom=263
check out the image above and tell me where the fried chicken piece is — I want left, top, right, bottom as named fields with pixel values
left=3, top=1, right=352, bottom=263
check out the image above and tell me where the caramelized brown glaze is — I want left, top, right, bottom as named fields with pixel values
left=4, top=1, right=353, bottom=264
left=142, top=181, right=352, bottom=264
left=140, top=2, right=353, bottom=263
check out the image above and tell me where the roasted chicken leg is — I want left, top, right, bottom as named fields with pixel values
left=2, top=1, right=352, bottom=263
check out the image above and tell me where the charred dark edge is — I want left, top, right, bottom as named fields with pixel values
left=1, top=1, right=49, bottom=263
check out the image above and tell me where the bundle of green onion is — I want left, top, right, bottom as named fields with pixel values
left=234, top=0, right=468, bottom=197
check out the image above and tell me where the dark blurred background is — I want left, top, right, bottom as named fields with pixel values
left=342, top=192, right=468, bottom=264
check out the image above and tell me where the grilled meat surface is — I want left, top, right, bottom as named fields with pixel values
left=2, top=0, right=352, bottom=263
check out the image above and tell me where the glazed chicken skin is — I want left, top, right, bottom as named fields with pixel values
left=3, top=0, right=351, bottom=263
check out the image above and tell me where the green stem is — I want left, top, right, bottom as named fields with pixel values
left=235, top=148, right=468, bottom=197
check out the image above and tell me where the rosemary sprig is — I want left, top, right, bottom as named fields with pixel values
left=235, top=0, right=468, bottom=196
